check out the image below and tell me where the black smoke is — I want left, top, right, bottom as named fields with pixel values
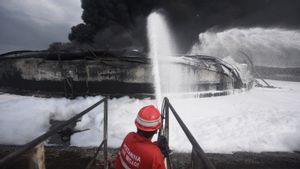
left=69, top=0, right=300, bottom=53
left=68, top=0, right=159, bottom=51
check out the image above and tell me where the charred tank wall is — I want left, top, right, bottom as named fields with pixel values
left=0, top=57, right=154, bottom=98
left=0, top=53, right=241, bottom=98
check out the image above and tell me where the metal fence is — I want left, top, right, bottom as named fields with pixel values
left=0, top=97, right=108, bottom=169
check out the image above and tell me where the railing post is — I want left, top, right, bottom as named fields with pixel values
left=103, top=98, right=108, bottom=169
left=162, top=98, right=172, bottom=169
left=165, top=98, right=169, bottom=143
left=28, top=143, right=46, bottom=169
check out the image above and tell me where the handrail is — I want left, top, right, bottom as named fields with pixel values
left=160, top=99, right=172, bottom=169
left=239, top=51, right=272, bottom=88
left=103, top=98, right=108, bottom=169
left=85, top=140, right=105, bottom=169
left=0, top=97, right=108, bottom=168
left=162, top=97, right=216, bottom=169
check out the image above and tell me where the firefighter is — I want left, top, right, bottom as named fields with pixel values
left=115, top=105, right=166, bottom=169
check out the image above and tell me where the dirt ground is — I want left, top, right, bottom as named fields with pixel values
left=0, top=145, right=300, bottom=169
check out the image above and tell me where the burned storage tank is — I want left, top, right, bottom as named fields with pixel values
left=0, top=50, right=250, bottom=98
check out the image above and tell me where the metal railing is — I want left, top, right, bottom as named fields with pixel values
left=0, top=97, right=108, bottom=169
left=161, top=97, right=216, bottom=169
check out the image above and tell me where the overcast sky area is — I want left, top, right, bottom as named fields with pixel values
left=0, top=0, right=82, bottom=54
left=1, top=0, right=300, bottom=67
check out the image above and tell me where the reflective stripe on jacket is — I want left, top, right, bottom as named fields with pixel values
left=115, top=132, right=165, bottom=169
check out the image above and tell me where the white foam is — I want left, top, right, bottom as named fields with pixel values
left=0, top=80, right=300, bottom=153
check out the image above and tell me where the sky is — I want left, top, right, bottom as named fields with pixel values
left=0, top=0, right=82, bottom=54
left=0, top=0, right=300, bottom=68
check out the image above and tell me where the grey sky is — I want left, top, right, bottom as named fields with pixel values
left=0, top=0, right=82, bottom=54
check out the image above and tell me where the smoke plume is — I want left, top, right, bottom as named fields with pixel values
left=190, top=28, right=300, bottom=67
left=69, top=0, right=300, bottom=53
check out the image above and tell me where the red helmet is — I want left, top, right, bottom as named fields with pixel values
left=135, top=105, right=162, bottom=131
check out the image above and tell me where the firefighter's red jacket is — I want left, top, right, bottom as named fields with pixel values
left=115, top=132, right=166, bottom=169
